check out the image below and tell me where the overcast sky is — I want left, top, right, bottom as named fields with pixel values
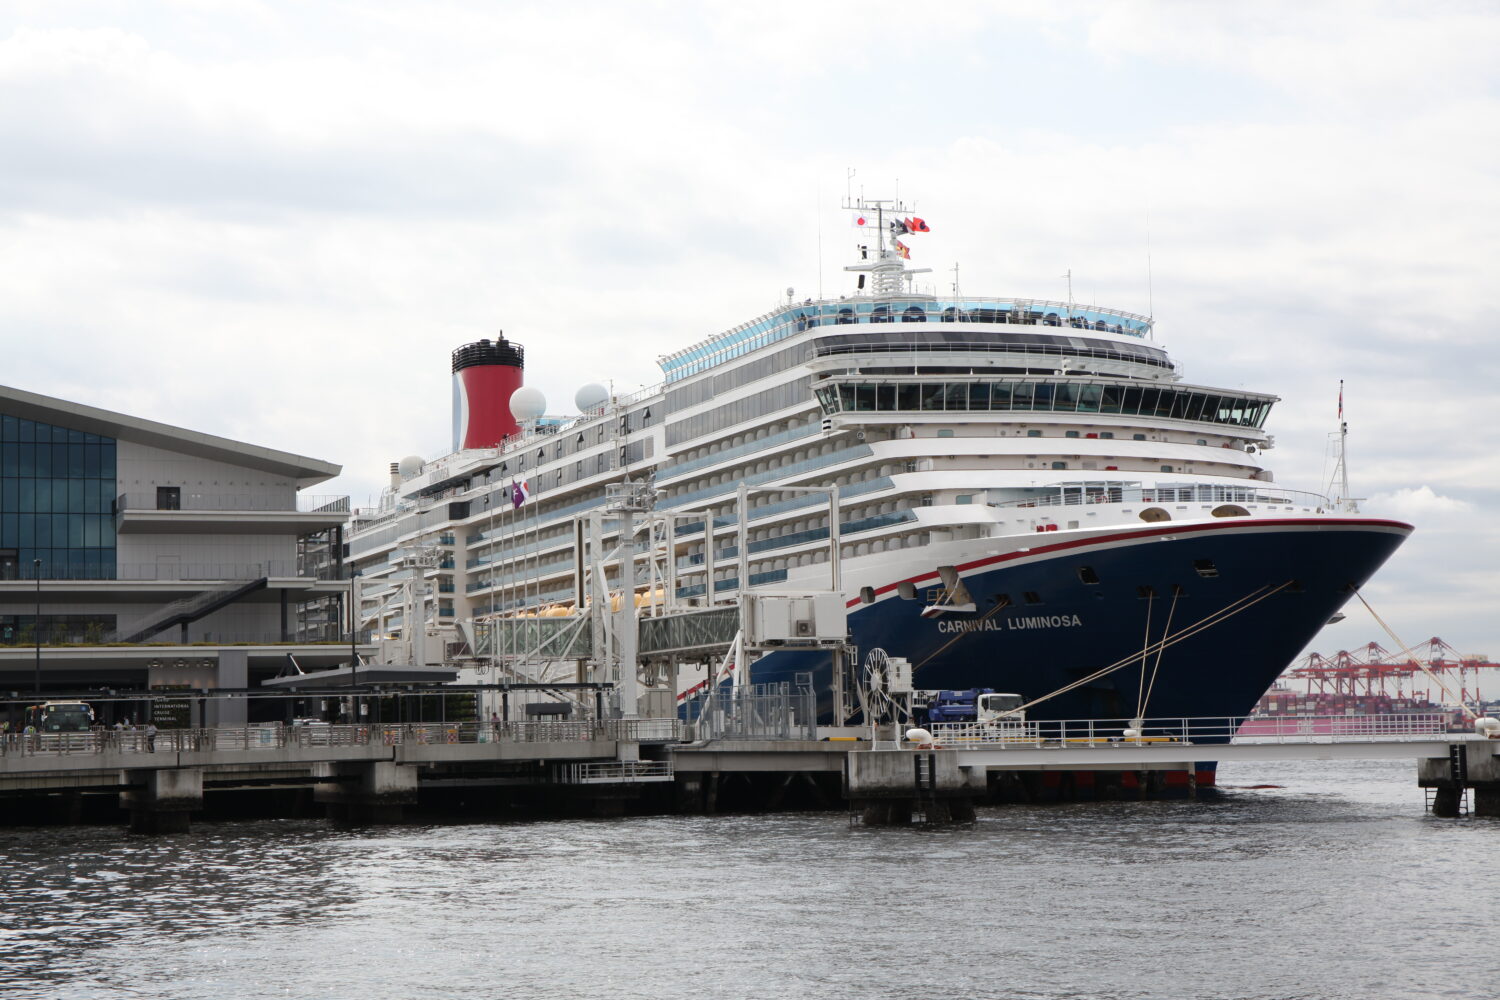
left=2, top=0, right=1495, bottom=664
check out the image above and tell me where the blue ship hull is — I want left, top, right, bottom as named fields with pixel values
left=747, top=517, right=1411, bottom=728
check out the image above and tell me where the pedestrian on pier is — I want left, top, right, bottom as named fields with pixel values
left=145, top=722, right=157, bottom=752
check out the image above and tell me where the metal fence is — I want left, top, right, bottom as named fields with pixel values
left=920, top=713, right=1461, bottom=749
left=685, top=676, right=816, bottom=741
left=557, top=761, right=673, bottom=784
left=0, top=718, right=683, bottom=759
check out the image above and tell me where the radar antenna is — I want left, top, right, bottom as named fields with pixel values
left=841, top=193, right=932, bottom=296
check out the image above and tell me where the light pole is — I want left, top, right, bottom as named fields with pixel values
left=33, top=558, right=42, bottom=695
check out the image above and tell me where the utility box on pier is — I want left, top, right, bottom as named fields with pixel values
left=743, top=593, right=846, bottom=646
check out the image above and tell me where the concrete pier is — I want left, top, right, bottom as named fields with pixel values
left=1418, top=742, right=1500, bottom=818
left=315, top=761, right=419, bottom=824
left=844, top=750, right=986, bottom=826
left=121, top=768, right=203, bottom=834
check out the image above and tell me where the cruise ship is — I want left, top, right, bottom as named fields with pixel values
left=347, top=198, right=1412, bottom=729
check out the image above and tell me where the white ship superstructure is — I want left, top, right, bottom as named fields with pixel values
left=347, top=198, right=1409, bottom=723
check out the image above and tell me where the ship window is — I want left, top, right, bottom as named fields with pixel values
left=1027, top=429, right=1042, bottom=438
left=1133, top=433, right=1146, bottom=441
left=1196, top=439, right=1207, bottom=446
left=860, top=586, right=876, bottom=604
left=990, top=593, right=1012, bottom=608
left=1193, top=559, right=1219, bottom=578
left=1137, top=585, right=1156, bottom=599
left=956, top=494, right=972, bottom=504
left=1100, top=432, right=1114, bottom=439
left=1160, top=465, right=1174, bottom=473
left=1287, top=580, right=1305, bottom=593
left=937, top=429, right=954, bottom=438
left=1077, top=566, right=1100, bottom=585
left=1172, top=584, right=1189, bottom=597
left=1065, top=430, right=1080, bottom=438
left=1022, top=591, right=1043, bottom=605
left=1051, top=461, right=1068, bottom=470
left=897, top=581, right=917, bottom=600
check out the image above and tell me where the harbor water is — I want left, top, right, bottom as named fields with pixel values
left=2, top=758, right=1496, bottom=1000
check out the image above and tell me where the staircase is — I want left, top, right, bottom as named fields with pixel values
left=108, top=578, right=269, bottom=643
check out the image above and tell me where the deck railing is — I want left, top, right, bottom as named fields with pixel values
left=919, top=713, right=1459, bottom=749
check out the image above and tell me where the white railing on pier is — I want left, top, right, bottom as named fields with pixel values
left=0, top=718, right=684, bottom=759
left=919, top=713, right=1460, bottom=749
left=558, top=760, right=673, bottom=784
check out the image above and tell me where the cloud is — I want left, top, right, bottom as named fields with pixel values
left=0, top=1, right=1495, bottom=654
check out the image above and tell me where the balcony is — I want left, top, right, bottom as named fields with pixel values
left=114, top=492, right=351, bottom=535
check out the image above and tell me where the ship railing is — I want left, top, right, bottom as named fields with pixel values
left=991, top=484, right=1332, bottom=510
left=922, top=713, right=1458, bottom=748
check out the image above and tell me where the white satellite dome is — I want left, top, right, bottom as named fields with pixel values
left=574, top=382, right=609, bottom=413
left=509, top=385, right=547, bottom=422
left=397, top=455, right=424, bottom=478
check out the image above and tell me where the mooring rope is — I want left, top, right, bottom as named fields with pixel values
left=1139, top=585, right=1180, bottom=720
left=913, top=593, right=1011, bottom=670
left=1135, top=591, right=1154, bottom=721
left=1001, top=580, right=1295, bottom=718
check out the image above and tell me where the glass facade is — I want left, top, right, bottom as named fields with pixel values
left=659, top=298, right=1153, bottom=383
left=0, top=414, right=117, bottom=579
left=813, top=379, right=1273, bottom=429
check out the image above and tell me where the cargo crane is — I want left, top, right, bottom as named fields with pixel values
left=1272, top=638, right=1494, bottom=707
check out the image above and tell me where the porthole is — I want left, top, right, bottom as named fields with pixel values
left=1077, top=566, right=1100, bottom=585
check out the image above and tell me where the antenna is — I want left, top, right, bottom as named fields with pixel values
left=1327, top=380, right=1359, bottom=513
left=1145, top=198, right=1155, bottom=319
left=816, top=181, right=823, bottom=301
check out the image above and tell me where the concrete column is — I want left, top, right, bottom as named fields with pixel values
left=844, top=750, right=984, bottom=826
left=207, top=650, right=249, bottom=728
left=122, top=768, right=203, bottom=834
left=315, top=760, right=419, bottom=824
left=1473, top=788, right=1500, bottom=818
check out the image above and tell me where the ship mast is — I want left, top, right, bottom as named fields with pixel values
left=1329, top=379, right=1359, bottom=513
left=841, top=195, right=931, bottom=296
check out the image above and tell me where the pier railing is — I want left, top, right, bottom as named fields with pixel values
left=684, top=677, right=817, bottom=741
left=922, top=713, right=1458, bottom=749
left=0, top=718, right=683, bottom=758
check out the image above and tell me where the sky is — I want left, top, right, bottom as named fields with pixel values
left=1, top=0, right=1495, bottom=664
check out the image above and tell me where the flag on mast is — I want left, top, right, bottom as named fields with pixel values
left=1338, top=381, right=1344, bottom=421
left=512, top=479, right=531, bottom=509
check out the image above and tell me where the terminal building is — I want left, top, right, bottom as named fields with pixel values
left=0, top=383, right=363, bottom=726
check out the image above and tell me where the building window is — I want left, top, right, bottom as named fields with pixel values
left=156, top=486, right=181, bottom=510
left=1, top=415, right=118, bottom=579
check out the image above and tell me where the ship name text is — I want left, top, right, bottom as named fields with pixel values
left=936, top=614, right=1084, bottom=634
